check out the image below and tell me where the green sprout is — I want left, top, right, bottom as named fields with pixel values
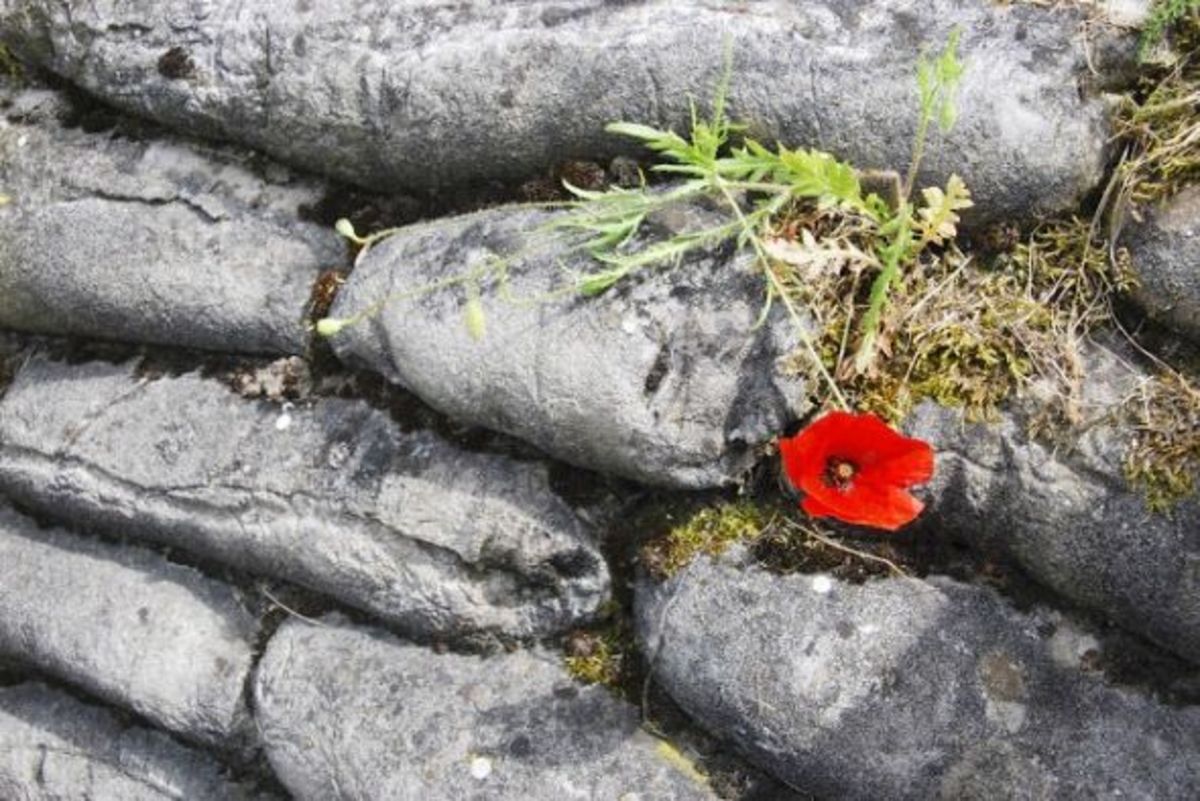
left=559, top=31, right=966, bottom=405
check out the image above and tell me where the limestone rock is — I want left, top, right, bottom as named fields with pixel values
left=636, top=552, right=1200, bottom=800
left=0, top=0, right=1127, bottom=223
left=907, top=344, right=1200, bottom=664
left=0, top=85, right=342, bottom=354
left=0, top=683, right=269, bottom=800
left=0, top=356, right=608, bottom=642
left=329, top=203, right=808, bottom=489
left=1120, top=186, right=1200, bottom=344
left=0, top=507, right=258, bottom=747
left=254, top=617, right=713, bottom=800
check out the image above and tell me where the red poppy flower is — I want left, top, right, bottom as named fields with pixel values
left=779, top=411, right=935, bottom=531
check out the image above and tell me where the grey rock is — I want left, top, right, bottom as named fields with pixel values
left=1120, top=186, right=1200, bottom=343
left=0, top=356, right=608, bottom=642
left=329, top=204, right=809, bottom=489
left=0, top=682, right=266, bottom=800
left=254, top=617, right=713, bottom=800
left=637, top=551, right=1200, bottom=800
left=0, top=507, right=258, bottom=747
left=906, top=344, right=1200, bottom=664
left=0, top=85, right=342, bottom=355
left=0, top=1, right=1127, bottom=223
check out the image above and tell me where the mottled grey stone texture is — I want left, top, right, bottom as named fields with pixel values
left=0, top=0, right=1128, bottom=223
left=329, top=204, right=809, bottom=489
left=906, top=344, right=1200, bottom=664
left=0, top=507, right=258, bottom=747
left=0, top=683, right=269, bottom=800
left=254, top=617, right=713, bottom=800
left=1120, top=186, right=1200, bottom=343
left=0, top=85, right=342, bottom=354
left=637, top=551, right=1200, bottom=800
left=0, top=356, right=608, bottom=642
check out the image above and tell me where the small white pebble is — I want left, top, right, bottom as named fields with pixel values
left=469, top=756, right=493, bottom=780
left=274, top=402, right=294, bottom=431
left=811, top=575, right=834, bottom=594
left=16, top=134, right=28, bottom=148
left=860, top=624, right=879, bottom=636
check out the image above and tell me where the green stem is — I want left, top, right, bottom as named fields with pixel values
left=713, top=176, right=850, bottom=410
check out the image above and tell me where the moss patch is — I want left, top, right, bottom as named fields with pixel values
left=0, top=44, right=22, bottom=81
left=1117, top=9, right=1200, bottom=206
left=639, top=501, right=770, bottom=580
left=774, top=203, right=1133, bottom=425
left=563, top=615, right=631, bottom=689
left=1124, top=370, right=1200, bottom=511
left=637, top=496, right=934, bottom=583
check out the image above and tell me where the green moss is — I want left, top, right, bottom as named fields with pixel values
left=562, top=606, right=636, bottom=692
left=1118, top=10, right=1200, bottom=205
left=1124, top=371, right=1200, bottom=512
left=779, top=211, right=1130, bottom=425
left=564, top=633, right=622, bottom=686
left=0, top=44, right=22, bottom=81
left=1140, top=0, right=1200, bottom=60
left=640, top=501, right=769, bottom=580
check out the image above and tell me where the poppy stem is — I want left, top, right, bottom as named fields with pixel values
left=782, top=518, right=909, bottom=579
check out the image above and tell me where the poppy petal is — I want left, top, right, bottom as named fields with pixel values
left=864, top=439, right=935, bottom=487
left=816, top=481, right=925, bottom=531
left=800, top=493, right=839, bottom=520
left=779, top=425, right=831, bottom=498
left=781, top=410, right=935, bottom=531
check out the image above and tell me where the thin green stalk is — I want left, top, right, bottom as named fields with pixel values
left=714, top=177, right=849, bottom=410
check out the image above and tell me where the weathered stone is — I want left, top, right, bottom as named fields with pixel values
left=254, top=617, right=713, bottom=800
left=637, top=551, right=1200, bottom=800
left=0, top=85, right=342, bottom=354
left=1120, top=186, right=1200, bottom=343
left=0, top=356, right=608, bottom=642
left=0, top=507, right=258, bottom=747
left=0, top=1, right=1129, bottom=223
left=906, top=344, right=1200, bottom=664
left=0, top=683, right=268, bottom=800
left=329, top=204, right=809, bottom=489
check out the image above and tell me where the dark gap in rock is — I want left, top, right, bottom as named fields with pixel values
left=36, top=71, right=161, bottom=141
left=904, top=511, right=1200, bottom=705
left=3, top=495, right=277, bottom=620
left=639, top=668, right=816, bottom=800
left=1112, top=300, right=1200, bottom=376
left=307, top=364, right=553, bottom=460
left=297, top=156, right=636, bottom=245
left=0, top=332, right=24, bottom=400
left=546, top=482, right=809, bottom=799
left=0, top=656, right=30, bottom=687
left=0, top=662, right=282, bottom=792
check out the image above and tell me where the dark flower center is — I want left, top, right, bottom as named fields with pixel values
left=824, top=457, right=858, bottom=489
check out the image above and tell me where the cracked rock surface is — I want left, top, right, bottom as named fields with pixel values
left=254, top=616, right=713, bottom=800
left=0, top=355, right=608, bottom=642
left=0, top=682, right=272, bottom=800
left=0, top=84, right=342, bottom=355
left=0, top=0, right=1124, bottom=223
left=907, top=344, right=1200, bottom=665
left=0, top=506, right=258, bottom=747
left=329, top=204, right=808, bottom=489
left=1120, top=185, right=1200, bottom=344
left=637, top=551, right=1200, bottom=800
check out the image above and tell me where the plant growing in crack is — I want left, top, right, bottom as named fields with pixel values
left=320, top=31, right=1198, bottom=516
left=551, top=31, right=969, bottom=409
left=318, top=32, right=969, bottom=401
